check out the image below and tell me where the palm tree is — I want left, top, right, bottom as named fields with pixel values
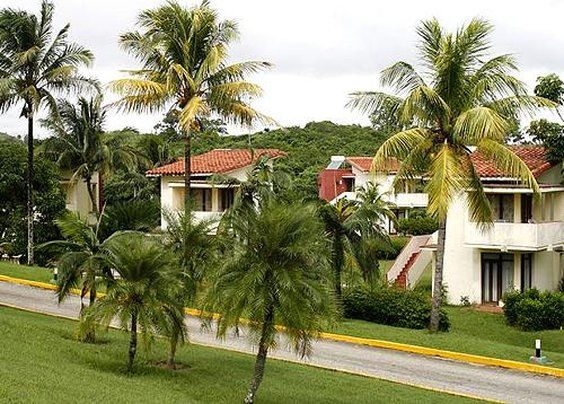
left=111, top=0, right=271, bottom=212
left=348, top=18, right=552, bottom=331
left=205, top=200, right=335, bottom=404
left=39, top=212, right=113, bottom=342
left=162, top=209, right=218, bottom=368
left=320, top=183, right=394, bottom=298
left=83, top=232, right=185, bottom=372
left=0, top=0, right=97, bottom=264
left=41, top=96, right=140, bottom=217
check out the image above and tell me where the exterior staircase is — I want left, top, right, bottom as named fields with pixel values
left=387, top=234, right=435, bottom=289
left=395, top=251, right=421, bottom=288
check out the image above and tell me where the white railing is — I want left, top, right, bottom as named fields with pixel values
left=406, top=249, right=433, bottom=288
left=387, top=234, right=431, bottom=282
left=387, top=193, right=428, bottom=208
left=464, top=221, right=564, bottom=250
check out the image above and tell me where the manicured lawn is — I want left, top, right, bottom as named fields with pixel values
left=0, top=261, right=53, bottom=283
left=0, top=306, right=477, bottom=403
left=335, top=306, right=564, bottom=368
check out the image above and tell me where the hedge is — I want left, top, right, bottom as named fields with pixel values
left=342, top=286, right=450, bottom=331
left=375, top=236, right=410, bottom=260
left=503, top=289, right=564, bottom=331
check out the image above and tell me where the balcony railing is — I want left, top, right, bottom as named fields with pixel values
left=387, top=193, right=428, bottom=208
left=464, top=221, right=564, bottom=250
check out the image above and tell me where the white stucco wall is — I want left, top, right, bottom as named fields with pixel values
left=61, top=171, right=100, bottom=223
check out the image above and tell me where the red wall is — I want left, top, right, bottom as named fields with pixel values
left=318, top=169, right=353, bottom=201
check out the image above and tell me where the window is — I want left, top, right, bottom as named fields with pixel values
left=521, top=194, right=533, bottom=223
left=190, top=188, right=212, bottom=212
left=487, top=194, right=514, bottom=222
left=481, top=253, right=514, bottom=303
left=521, top=253, right=533, bottom=291
left=219, top=188, right=235, bottom=212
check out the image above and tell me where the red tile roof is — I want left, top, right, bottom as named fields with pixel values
left=470, top=146, right=554, bottom=178
left=146, top=149, right=287, bottom=176
left=346, top=157, right=401, bottom=173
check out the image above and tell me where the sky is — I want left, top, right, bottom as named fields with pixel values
left=2, top=0, right=564, bottom=138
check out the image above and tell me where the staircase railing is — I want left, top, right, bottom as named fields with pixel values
left=386, top=235, right=431, bottom=283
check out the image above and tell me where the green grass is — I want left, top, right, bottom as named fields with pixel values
left=335, top=306, right=564, bottom=368
left=0, top=306, right=477, bottom=403
left=0, top=261, right=53, bottom=283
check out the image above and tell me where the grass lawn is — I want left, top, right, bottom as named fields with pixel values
left=0, top=261, right=53, bottom=283
left=0, top=306, right=477, bottom=403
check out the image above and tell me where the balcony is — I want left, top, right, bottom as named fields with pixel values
left=464, top=221, right=564, bottom=251
left=388, top=193, right=428, bottom=208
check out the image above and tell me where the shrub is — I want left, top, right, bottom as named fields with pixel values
left=376, top=236, right=410, bottom=260
left=503, top=289, right=564, bottom=331
left=342, top=286, right=450, bottom=331
left=396, top=211, right=438, bottom=236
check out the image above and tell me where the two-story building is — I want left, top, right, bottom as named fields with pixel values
left=318, top=155, right=428, bottom=233
left=442, top=146, right=563, bottom=305
left=147, top=148, right=286, bottom=229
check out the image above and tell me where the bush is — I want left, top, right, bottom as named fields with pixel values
left=342, top=286, right=450, bottom=331
left=396, top=211, right=438, bottom=236
left=503, top=289, right=564, bottom=331
left=375, top=236, right=410, bottom=260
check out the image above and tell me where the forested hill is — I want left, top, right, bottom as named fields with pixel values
left=188, top=121, right=389, bottom=193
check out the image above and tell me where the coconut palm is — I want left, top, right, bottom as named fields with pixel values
left=0, top=0, right=97, bottom=264
left=205, top=200, right=335, bottom=404
left=39, top=212, right=113, bottom=342
left=83, top=232, right=185, bottom=372
left=162, top=209, right=218, bottom=368
left=111, top=0, right=271, bottom=212
left=41, top=96, right=141, bottom=217
left=348, top=18, right=552, bottom=331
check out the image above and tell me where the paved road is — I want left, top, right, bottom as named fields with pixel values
left=1, top=281, right=563, bottom=403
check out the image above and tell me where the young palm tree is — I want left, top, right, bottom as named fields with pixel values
left=41, top=96, right=141, bottom=217
left=320, top=183, right=394, bottom=298
left=205, top=200, right=335, bottom=404
left=0, top=0, right=97, bottom=264
left=348, top=18, right=552, bottom=331
left=83, top=232, right=185, bottom=372
left=39, top=212, right=113, bottom=342
left=162, top=209, right=218, bottom=368
left=111, top=0, right=271, bottom=211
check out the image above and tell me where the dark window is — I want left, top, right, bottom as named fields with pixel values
left=521, top=253, right=533, bottom=291
left=481, top=253, right=514, bottom=303
left=219, top=188, right=235, bottom=212
left=487, top=194, right=514, bottom=222
left=190, top=188, right=212, bottom=211
left=521, top=194, right=533, bottom=223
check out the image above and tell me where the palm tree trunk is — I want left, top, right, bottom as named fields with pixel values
left=85, top=176, right=99, bottom=218
left=429, top=218, right=446, bottom=332
left=128, top=310, right=138, bottom=372
left=333, top=234, right=344, bottom=299
left=184, top=129, right=192, bottom=214
left=84, top=286, right=97, bottom=342
left=244, top=307, right=274, bottom=404
left=167, top=330, right=178, bottom=368
left=26, top=108, right=34, bottom=265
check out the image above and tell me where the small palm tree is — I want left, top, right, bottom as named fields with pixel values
left=348, top=18, right=552, bottom=331
left=205, top=200, right=335, bottom=404
left=39, top=212, right=113, bottom=342
left=83, top=232, right=185, bottom=372
left=0, top=0, right=97, bottom=264
left=41, top=96, right=141, bottom=217
left=111, top=0, right=271, bottom=211
left=162, top=209, right=218, bottom=368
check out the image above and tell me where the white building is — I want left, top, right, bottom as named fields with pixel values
left=146, top=148, right=286, bottom=229
left=318, top=155, right=428, bottom=233
left=60, top=171, right=102, bottom=223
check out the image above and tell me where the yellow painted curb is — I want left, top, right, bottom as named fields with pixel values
left=0, top=302, right=496, bottom=403
left=1, top=274, right=562, bottom=378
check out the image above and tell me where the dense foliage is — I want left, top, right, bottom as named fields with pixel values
left=375, top=236, right=410, bottom=260
left=396, top=210, right=439, bottom=236
left=503, top=289, right=564, bottom=331
left=342, top=286, right=450, bottom=331
left=0, top=138, right=65, bottom=265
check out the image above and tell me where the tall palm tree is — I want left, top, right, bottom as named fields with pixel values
left=39, top=212, right=113, bottom=342
left=0, top=0, right=97, bottom=264
left=41, top=96, right=141, bottom=217
left=320, top=183, right=394, bottom=298
left=348, top=18, right=552, bottom=331
left=205, top=200, right=335, bottom=404
left=83, top=232, right=185, bottom=372
left=111, top=0, right=271, bottom=212
left=162, top=209, right=218, bottom=368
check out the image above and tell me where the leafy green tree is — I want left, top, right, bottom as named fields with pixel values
left=205, top=200, right=335, bottom=404
left=0, top=0, right=97, bottom=264
left=83, top=232, right=185, bottom=372
left=41, top=96, right=141, bottom=217
left=99, top=200, right=160, bottom=241
left=111, top=0, right=271, bottom=211
left=348, top=18, right=551, bottom=331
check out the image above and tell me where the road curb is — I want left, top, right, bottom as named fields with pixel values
left=1, top=274, right=562, bottom=378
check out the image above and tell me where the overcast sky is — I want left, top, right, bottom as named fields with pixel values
left=2, top=0, right=564, bottom=138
